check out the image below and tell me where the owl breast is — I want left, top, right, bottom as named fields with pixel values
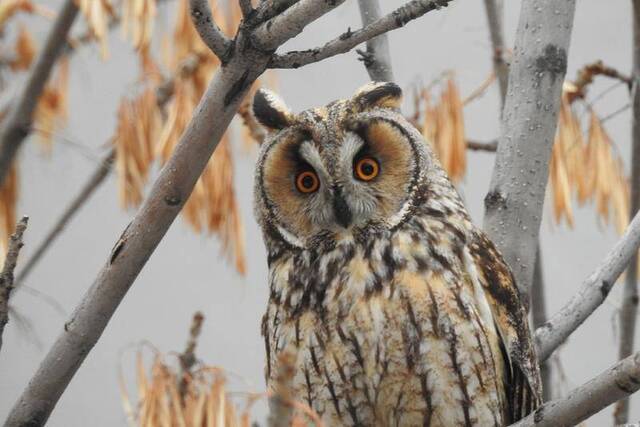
left=262, top=214, right=508, bottom=427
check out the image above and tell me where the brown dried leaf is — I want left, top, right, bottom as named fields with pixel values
left=10, top=24, right=36, bottom=71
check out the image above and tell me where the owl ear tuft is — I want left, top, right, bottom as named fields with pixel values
left=353, top=82, right=403, bottom=111
left=252, top=88, right=293, bottom=131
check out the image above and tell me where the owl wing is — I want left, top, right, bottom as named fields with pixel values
left=469, top=230, right=542, bottom=422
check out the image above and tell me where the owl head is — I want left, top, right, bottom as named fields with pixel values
left=252, top=82, right=444, bottom=250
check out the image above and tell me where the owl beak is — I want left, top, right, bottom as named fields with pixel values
left=332, top=187, right=352, bottom=228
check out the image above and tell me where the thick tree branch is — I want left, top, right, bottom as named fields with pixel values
left=269, top=0, right=453, bottom=69
left=482, top=0, right=576, bottom=306
left=0, top=0, right=79, bottom=186
left=614, top=3, right=640, bottom=422
left=356, top=0, right=394, bottom=82
left=535, top=211, right=640, bottom=362
left=482, top=0, right=508, bottom=107
left=6, top=0, right=446, bottom=423
left=14, top=150, right=114, bottom=288
left=189, top=0, right=233, bottom=61
left=0, top=216, right=29, bottom=353
left=510, top=352, right=640, bottom=427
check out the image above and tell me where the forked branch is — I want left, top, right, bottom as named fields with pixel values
left=189, top=0, right=233, bottom=61
left=535, top=211, right=640, bottom=361
left=269, top=0, right=453, bottom=69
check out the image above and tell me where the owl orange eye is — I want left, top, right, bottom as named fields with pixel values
left=296, top=171, right=319, bottom=193
left=354, top=157, right=379, bottom=181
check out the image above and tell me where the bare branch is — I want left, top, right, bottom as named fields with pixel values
left=482, top=0, right=508, bottom=106
left=466, top=139, right=497, bottom=152
left=510, top=352, right=640, bottom=427
left=0, top=216, right=29, bottom=352
left=178, top=311, right=204, bottom=400
left=0, top=0, right=79, bottom=185
left=252, top=0, right=349, bottom=51
left=614, top=3, right=640, bottom=422
left=14, top=150, right=114, bottom=288
left=269, top=0, right=453, bottom=69
left=356, top=0, right=394, bottom=82
left=189, top=0, right=233, bottom=60
left=535, top=211, right=640, bottom=362
left=482, top=0, right=576, bottom=306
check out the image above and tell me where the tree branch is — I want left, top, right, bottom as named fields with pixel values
left=614, top=3, right=640, bottom=422
left=0, top=216, right=29, bottom=353
left=535, top=211, right=640, bottom=362
left=0, top=0, right=79, bottom=186
left=510, top=352, right=640, bottom=427
left=482, top=0, right=576, bottom=306
left=189, top=0, right=233, bottom=61
left=482, top=0, right=508, bottom=107
left=252, top=0, right=349, bottom=51
left=268, top=0, right=453, bottom=69
left=14, top=149, right=114, bottom=288
left=356, top=0, right=394, bottom=82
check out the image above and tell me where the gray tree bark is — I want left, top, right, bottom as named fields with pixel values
left=536, top=211, right=640, bottom=362
left=0, top=217, right=29, bottom=353
left=510, top=352, right=640, bottom=427
left=483, top=0, right=576, bottom=308
left=482, top=0, right=508, bottom=107
left=614, top=1, right=640, bottom=422
left=357, top=0, right=394, bottom=82
left=0, top=0, right=78, bottom=185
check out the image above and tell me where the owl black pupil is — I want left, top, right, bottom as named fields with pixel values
left=302, top=175, right=314, bottom=188
left=361, top=162, right=374, bottom=175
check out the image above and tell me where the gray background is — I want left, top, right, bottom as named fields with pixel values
left=0, top=0, right=637, bottom=425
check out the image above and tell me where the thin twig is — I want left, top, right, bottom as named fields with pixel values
left=268, top=0, right=454, bottom=69
left=0, top=216, right=29, bottom=352
left=462, top=72, right=496, bottom=106
left=482, top=0, right=508, bottom=107
left=189, top=0, right=232, bottom=61
left=0, top=0, right=79, bottom=185
left=466, top=139, right=497, bottom=152
left=510, top=352, right=640, bottom=427
left=178, top=311, right=204, bottom=400
left=536, top=210, right=640, bottom=362
left=14, top=149, right=114, bottom=288
left=356, top=0, right=394, bottom=82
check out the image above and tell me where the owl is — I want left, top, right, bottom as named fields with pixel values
left=252, top=82, right=541, bottom=426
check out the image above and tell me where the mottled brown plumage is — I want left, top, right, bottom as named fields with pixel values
left=253, top=83, right=541, bottom=426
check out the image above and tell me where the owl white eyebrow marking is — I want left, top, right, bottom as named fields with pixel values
left=299, top=141, right=327, bottom=177
left=339, top=132, right=364, bottom=165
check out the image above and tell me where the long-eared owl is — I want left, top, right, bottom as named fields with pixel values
left=252, top=82, right=541, bottom=426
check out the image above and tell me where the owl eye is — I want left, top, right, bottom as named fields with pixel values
left=354, top=157, right=379, bottom=181
left=296, top=170, right=320, bottom=193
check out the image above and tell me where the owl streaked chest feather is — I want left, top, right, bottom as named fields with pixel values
left=253, top=82, right=541, bottom=427
left=262, top=209, right=509, bottom=426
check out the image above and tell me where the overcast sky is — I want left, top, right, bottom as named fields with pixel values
left=0, top=0, right=637, bottom=425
